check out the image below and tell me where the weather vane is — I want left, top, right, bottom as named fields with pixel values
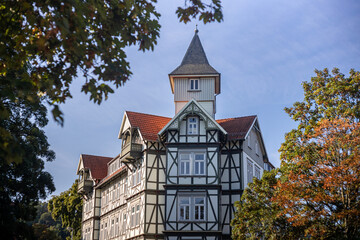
left=195, top=24, right=199, bottom=33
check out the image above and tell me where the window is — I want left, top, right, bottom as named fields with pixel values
left=194, top=154, right=205, bottom=175
left=255, top=165, right=261, bottom=179
left=100, top=224, right=104, bottom=240
left=179, top=197, right=190, bottom=221
left=189, top=79, right=199, bottom=90
left=194, top=197, right=205, bottom=220
left=178, top=195, right=206, bottom=221
left=255, top=140, right=259, bottom=155
left=180, top=154, right=190, bottom=175
left=248, top=133, right=251, bottom=148
left=124, top=178, right=128, bottom=196
left=111, top=219, right=114, bottom=237
left=136, top=205, right=140, bottom=226
left=131, top=167, right=141, bottom=187
left=179, top=151, right=206, bottom=176
left=130, top=204, right=140, bottom=228
left=115, top=217, right=119, bottom=236
left=187, top=117, right=199, bottom=135
left=131, top=206, right=135, bottom=227
left=247, top=158, right=262, bottom=184
left=247, top=159, right=254, bottom=184
left=122, top=213, right=126, bottom=233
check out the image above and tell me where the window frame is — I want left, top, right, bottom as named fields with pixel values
left=187, top=116, right=199, bottom=135
left=189, top=78, right=200, bottom=91
left=179, top=151, right=206, bottom=176
left=178, top=194, right=206, bottom=222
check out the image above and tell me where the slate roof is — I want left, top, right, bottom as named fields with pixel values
left=216, top=115, right=257, bottom=140
left=170, top=32, right=219, bottom=75
left=81, top=154, right=113, bottom=180
left=126, top=111, right=172, bottom=141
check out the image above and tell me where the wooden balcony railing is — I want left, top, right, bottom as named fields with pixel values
left=78, top=179, right=93, bottom=194
left=120, top=143, right=142, bottom=162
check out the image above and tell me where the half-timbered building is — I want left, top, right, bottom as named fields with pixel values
left=76, top=30, right=274, bottom=240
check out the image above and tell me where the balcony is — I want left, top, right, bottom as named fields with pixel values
left=120, top=143, right=142, bottom=163
left=78, top=179, right=93, bottom=194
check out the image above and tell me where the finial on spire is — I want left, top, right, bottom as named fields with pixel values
left=195, top=24, right=199, bottom=34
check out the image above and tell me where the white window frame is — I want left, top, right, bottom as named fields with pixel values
left=130, top=203, right=140, bottom=228
left=189, top=78, right=200, bottom=90
left=255, top=140, right=259, bottom=155
left=178, top=194, right=206, bottom=222
left=247, top=133, right=251, bottom=148
left=179, top=151, right=206, bottom=176
left=187, top=116, right=199, bottom=135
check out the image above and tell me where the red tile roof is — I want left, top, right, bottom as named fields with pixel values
left=217, top=115, right=256, bottom=140
left=126, top=111, right=256, bottom=141
left=81, top=154, right=113, bottom=180
left=97, top=165, right=127, bottom=187
left=126, top=111, right=172, bottom=141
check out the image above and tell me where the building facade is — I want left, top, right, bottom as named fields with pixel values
left=76, top=30, right=274, bottom=240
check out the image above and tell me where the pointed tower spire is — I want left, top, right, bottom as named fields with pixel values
left=168, top=30, right=221, bottom=118
left=170, top=30, right=219, bottom=75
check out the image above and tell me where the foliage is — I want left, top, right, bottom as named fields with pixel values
left=48, top=180, right=83, bottom=240
left=33, top=223, right=62, bottom=240
left=0, top=0, right=223, bottom=123
left=0, top=0, right=222, bottom=165
left=31, top=202, right=70, bottom=239
left=176, top=0, right=222, bottom=23
left=0, top=92, right=55, bottom=239
left=232, top=68, right=360, bottom=239
left=277, top=118, right=360, bottom=239
left=231, top=170, right=302, bottom=240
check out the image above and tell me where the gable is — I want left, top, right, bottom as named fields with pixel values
left=118, top=111, right=171, bottom=142
left=77, top=154, right=113, bottom=181
left=216, top=115, right=256, bottom=140
left=158, top=99, right=227, bottom=136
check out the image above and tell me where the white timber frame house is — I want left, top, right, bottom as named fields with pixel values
left=76, top=30, right=274, bottom=240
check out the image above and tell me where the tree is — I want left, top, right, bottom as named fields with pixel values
left=232, top=68, right=360, bottom=239
left=0, top=0, right=223, bottom=165
left=31, top=202, right=70, bottom=239
left=0, top=0, right=223, bottom=122
left=48, top=180, right=83, bottom=240
left=33, top=223, right=62, bottom=240
left=277, top=118, right=360, bottom=239
left=0, top=94, right=55, bottom=239
left=231, top=170, right=303, bottom=240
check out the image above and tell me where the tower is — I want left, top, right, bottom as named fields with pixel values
left=169, top=30, right=220, bottom=118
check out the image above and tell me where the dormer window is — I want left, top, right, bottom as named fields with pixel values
left=189, top=79, right=199, bottom=91
left=187, top=117, right=199, bottom=135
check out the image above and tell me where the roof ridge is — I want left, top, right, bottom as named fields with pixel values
left=125, top=110, right=171, bottom=119
left=81, top=154, right=112, bottom=159
left=216, top=115, right=257, bottom=121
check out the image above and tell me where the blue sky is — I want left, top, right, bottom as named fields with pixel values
left=44, top=0, right=360, bottom=197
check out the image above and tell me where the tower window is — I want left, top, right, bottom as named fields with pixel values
left=189, top=79, right=199, bottom=90
left=187, top=117, right=199, bottom=135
